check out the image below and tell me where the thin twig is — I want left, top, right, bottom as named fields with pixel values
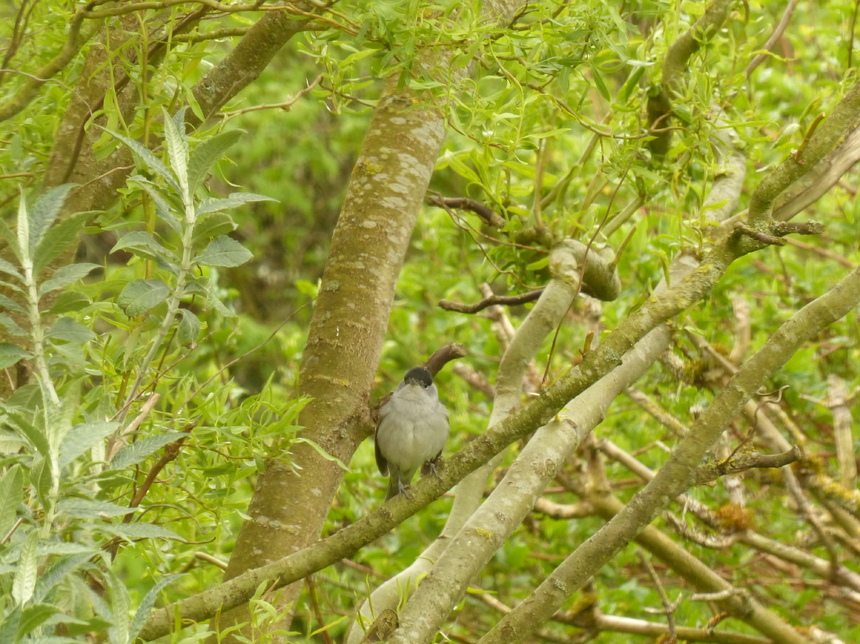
left=746, top=0, right=799, bottom=76
left=221, top=74, right=323, bottom=117
left=439, top=289, right=543, bottom=313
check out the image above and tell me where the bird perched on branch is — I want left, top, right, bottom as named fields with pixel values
left=375, top=366, right=449, bottom=501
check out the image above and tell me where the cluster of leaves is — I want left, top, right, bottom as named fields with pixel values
left=0, top=112, right=308, bottom=642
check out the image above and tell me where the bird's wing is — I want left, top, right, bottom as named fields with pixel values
left=375, top=433, right=388, bottom=476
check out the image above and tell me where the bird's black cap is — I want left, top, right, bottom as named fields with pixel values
left=403, top=367, right=433, bottom=388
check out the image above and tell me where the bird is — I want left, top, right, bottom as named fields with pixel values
left=375, top=366, right=449, bottom=500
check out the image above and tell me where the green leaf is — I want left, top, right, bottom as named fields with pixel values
left=0, top=256, right=22, bottom=281
left=59, top=421, right=118, bottom=468
left=32, top=553, right=94, bottom=603
left=38, top=262, right=100, bottom=298
left=46, top=317, right=96, bottom=343
left=57, top=498, right=136, bottom=518
left=191, top=212, right=237, bottom=246
left=8, top=413, right=49, bottom=456
left=17, top=191, right=30, bottom=263
left=117, top=279, right=171, bottom=316
left=128, top=575, right=180, bottom=643
left=0, top=606, right=21, bottom=644
left=32, top=211, right=91, bottom=277
left=185, top=85, right=206, bottom=121
left=618, top=65, right=646, bottom=104
left=194, top=235, right=252, bottom=267
left=109, top=432, right=185, bottom=469
left=48, top=290, right=91, bottom=314
left=128, top=176, right=182, bottom=234
left=27, top=184, right=75, bottom=254
left=12, top=530, right=39, bottom=604
left=177, top=309, right=200, bottom=345
left=162, top=107, right=189, bottom=193
left=112, top=231, right=178, bottom=264
left=0, top=313, right=27, bottom=337
left=0, top=218, right=21, bottom=261
left=17, top=603, right=60, bottom=638
left=0, top=342, right=31, bottom=368
left=95, top=522, right=184, bottom=542
left=0, top=464, right=23, bottom=539
left=589, top=63, right=611, bottom=101
left=187, top=129, right=243, bottom=192
left=0, top=293, right=25, bottom=313
left=101, top=127, right=180, bottom=193
left=196, top=192, right=275, bottom=216
left=186, top=277, right=234, bottom=317
left=107, top=570, right=131, bottom=644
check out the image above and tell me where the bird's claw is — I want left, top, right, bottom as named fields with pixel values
left=423, top=456, right=442, bottom=477
left=398, top=480, right=413, bottom=499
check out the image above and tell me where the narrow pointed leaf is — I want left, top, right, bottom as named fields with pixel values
left=0, top=293, right=25, bottom=313
left=59, top=421, right=118, bottom=468
left=17, top=603, right=60, bottom=638
left=0, top=218, right=20, bottom=261
left=102, top=127, right=180, bottom=193
left=95, top=522, right=184, bottom=541
left=28, top=184, right=75, bottom=253
left=107, top=570, right=131, bottom=644
left=8, top=414, right=49, bottom=456
left=129, top=177, right=182, bottom=234
left=171, top=106, right=188, bottom=137
left=0, top=464, right=23, bottom=539
left=162, top=107, right=189, bottom=193
left=32, top=553, right=94, bottom=602
left=128, top=575, right=180, bottom=642
left=589, top=63, right=611, bottom=101
left=17, top=192, right=30, bottom=264
left=196, top=192, right=276, bottom=216
left=187, top=129, right=243, bottom=191
left=57, top=498, right=136, bottom=518
left=0, top=606, right=21, bottom=643
left=32, top=211, right=92, bottom=277
left=12, top=530, right=39, bottom=604
left=109, top=432, right=185, bottom=469
left=38, top=263, right=100, bottom=298
left=0, top=257, right=22, bottom=280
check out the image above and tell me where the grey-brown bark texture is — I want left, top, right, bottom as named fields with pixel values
left=215, top=81, right=447, bottom=636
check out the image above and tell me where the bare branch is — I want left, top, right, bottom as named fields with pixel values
left=746, top=0, right=800, bottom=76
left=423, top=343, right=468, bottom=378
left=439, top=289, right=543, bottom=313
left=694, top=447, right=803, bottom=486
left=426, top=194, right=506, bottom=228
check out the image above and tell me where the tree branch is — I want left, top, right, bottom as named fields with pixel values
left=481, top=261, right=860, bottom=644
left=438, top=289, right=543, bottom=313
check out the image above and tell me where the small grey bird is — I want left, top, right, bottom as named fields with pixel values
left=375, top=366, right=449, bottom=500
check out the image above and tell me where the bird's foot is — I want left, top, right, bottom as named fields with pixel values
left=423, top=456, right=442, bottom=477
left=398, top=480, right=413, bottom=499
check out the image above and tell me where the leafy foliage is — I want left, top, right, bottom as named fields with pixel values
left=0, top=116, right=304, bottom=642
left=1, top=0, right=860, bottom=642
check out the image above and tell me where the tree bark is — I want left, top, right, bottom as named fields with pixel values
left=215, top=78, right=447, bottom=638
